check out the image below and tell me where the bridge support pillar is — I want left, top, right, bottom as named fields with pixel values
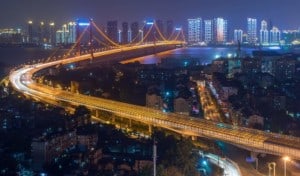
left=148, top=125, right=152, bottom=133
left=95, top=109, right=99, bottom=118
left=191, top=136, right=197, bottom=141
left=129, top=119, right=132, bottom=128
left=112, top=116, right=115, bottom=123
left=251, top=151, right=259, bottom=170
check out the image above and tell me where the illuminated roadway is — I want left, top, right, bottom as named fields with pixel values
left=203, top=152, right=242, bottom=176
left=9, top=42, right=300, bottom=161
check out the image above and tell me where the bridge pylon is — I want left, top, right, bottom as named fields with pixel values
left=76, top=18, right=94, bottom=58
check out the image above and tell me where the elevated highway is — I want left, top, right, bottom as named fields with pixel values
left=9, top=42, right=300, bottom=160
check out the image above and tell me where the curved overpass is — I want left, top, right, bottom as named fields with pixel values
left=9, top=42, right=300, bottom=160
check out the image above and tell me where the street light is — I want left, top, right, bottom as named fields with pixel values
left=283, top=156, right=290, bottom=176
left=267, top=162, right=276, bottom=176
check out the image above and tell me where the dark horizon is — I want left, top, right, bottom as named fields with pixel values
left=1, top=0, right=300, bottom=30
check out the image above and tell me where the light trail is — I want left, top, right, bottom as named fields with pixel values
left=205, top=153, right=241, bottom=176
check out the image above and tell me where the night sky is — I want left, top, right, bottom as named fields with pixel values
left=1, top=0, right=300, bottom=30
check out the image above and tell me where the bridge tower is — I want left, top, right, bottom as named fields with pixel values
left=89, top=19, right=94, bottom=59
left=76, top=18, right=94, bottom=59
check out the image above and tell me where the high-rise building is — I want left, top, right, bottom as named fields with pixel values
left=234, top=29, right=243, bottom=44
left=270, top=26, right=281, bottom=45
left=204, top=20, right=213, bottom=44
left=27, top=20, right=34, bottom=43
left=281, top=30, right=300, bottom=44
left=55, top=30, right=64, bottom=44
left=260, top=20, right=269, bottom=45
left=247, top=18, right=257, bottom=44
left=0, top=28, right=22, bottom=44
left=49, top=22, right=55, bottom=44
left=55, top=22, right=76, bottom=44
left=107, top=20, right=118, bottom=43
left=213, top=17, right=228, bottom=44
left=38, top=21, right=46, bottom=44
left=187, top=18, right=202, bottom=44
left=166, top=20, right=174, bottom=39
left=122, top=22, right=129, bottom=44
left=62, top=24, right=68, bottom=44
left=130, top=22, right=139, bottom=43
left=67, top=22, right=76, bottom=44
left=118, top=30, right=122, bottom=43
left=128, top=30, right=132, bottom=43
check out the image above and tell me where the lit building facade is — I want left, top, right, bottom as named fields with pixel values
left=270, top=26, right=281, bottom=45
left=38, top=21, right=46, bottom=44
left=234, top=29, right=243, bottom=44
left=49, top=22, right=55, bottom=44
left=0, top=28, right=23, bottom=44
left=213, top=17, right=228, bottom=44
left=247, top=18, right=257, bottom=44
left=204, top=20, right=213, bottom=44
left=67, top=22, right=76, bottom=43
left=260, top=20, right=269, bottom=45
left=27, top=20, right=34, bottom=43
left=122, top=22, right=129, bottom=44
left=107, top=20, right=118, bottom=43
left=188, top=18, right=202, bottom=44
left=281, top=30, right=300, bottom=44
left=55, top=22, right=76, bottom=44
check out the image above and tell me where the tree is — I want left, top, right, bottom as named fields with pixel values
left=153, top=131, right=198, bottom=176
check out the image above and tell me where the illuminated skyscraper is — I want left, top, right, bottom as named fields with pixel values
left=62, top=24, right=68, bottom=44
left=55, top=22, right=76, bottom=44
left=67, top=22, right=76, bottom=44
left=130, top=22, right=139, bottom=43
left=56, top=24, right=69, bottom=44
left=49, top=22, right=55, bottom=44
left=27, top=20, right=34, bottom=43
left=122, top=22, right=129, bottom=44
left=187, top=18, right=202, bottom=44
left=247, top=18, right=257, bottom=44
left=204, top=20, right=213, bottom=44
left=38, top=21, right=45, bottom=43
left=234, top=29, right=243, bottom=44
left=107, top=20, right=118, bottom=43
left=260, top=20, right=269, bottom=45
left=270, top=26, right=281, bottom=45
left=118, top=30, right=122, bottom=43
left=213, top=17, right=228, bottom=44
left=55, top=30, right=64, bottom=44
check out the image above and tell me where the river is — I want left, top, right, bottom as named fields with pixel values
left=0, top=46, right=296, bottom=67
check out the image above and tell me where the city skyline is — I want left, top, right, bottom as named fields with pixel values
left=1, top=0, right=300, bottom=30
left=1, top=1, right=300, bottom=175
